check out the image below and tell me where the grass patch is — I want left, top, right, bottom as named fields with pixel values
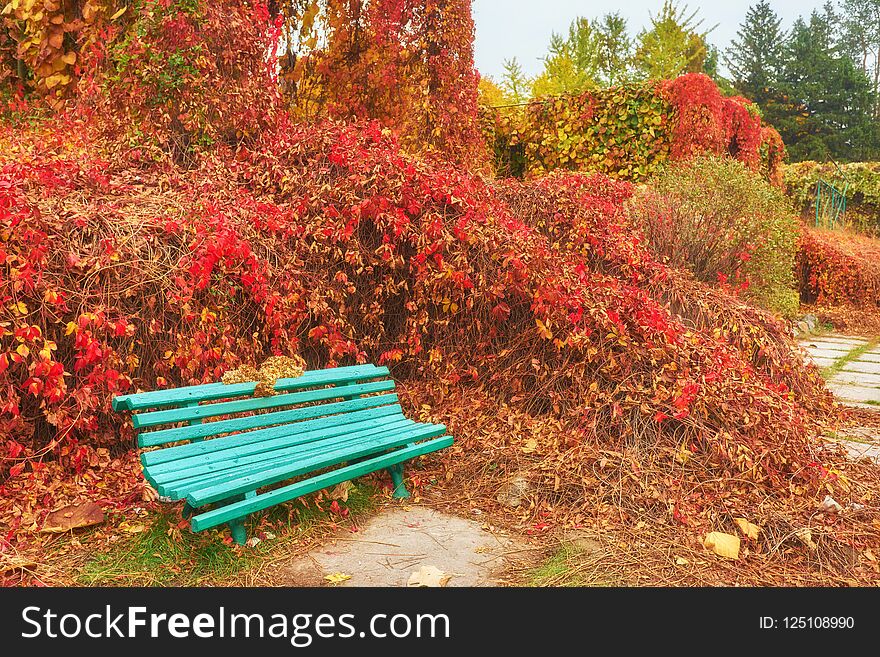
left=77, top=484, right=379, bottom=586
left=528, top=540, right=615, bottom=587
left=821, top=339, right=880, bottom=379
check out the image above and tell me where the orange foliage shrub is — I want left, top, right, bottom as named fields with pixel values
left=798, top=227, right=880, bottom=305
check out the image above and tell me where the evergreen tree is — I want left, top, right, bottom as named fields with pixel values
left=839, top=0, right=880, bottom=118
left=724, top=1, right=785, bottom=105
left=777, top=11, right=878, bottom=161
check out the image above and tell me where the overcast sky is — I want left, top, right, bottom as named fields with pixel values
left=473, top=0, right=830, bottom=81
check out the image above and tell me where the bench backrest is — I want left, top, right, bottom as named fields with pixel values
left=112, top=364, right=400, bottom=449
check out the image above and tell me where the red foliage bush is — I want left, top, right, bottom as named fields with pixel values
left=289, top=0, right=484, bottom=168
left=798, top=228, right=880, bottom=305
left=92, top=0, right=282, bottom=158
left=0, top=118, right=835, bottom=512
left=662, top=73, right=727, bottom=161
left=660, top=74, right=780, bottom=185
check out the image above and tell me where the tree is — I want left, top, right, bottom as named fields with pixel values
left=776, top=10, right=879, bottom=161
left=478, top=76, right=507, bottom=106
left=633, top=1, right=712, bottom=79
left=595, top=12, right=633, bottom=84
left=724, top=0, right=785, bottom=106
left=500, top=58, right=531, bottom=103
left=531, top=18, right=600, bottom=96
left=839, top=0, right=880, bottom=118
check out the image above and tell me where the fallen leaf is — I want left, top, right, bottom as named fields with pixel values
left=521, top=438, right=538, bottom=454
left=41, top=501, right=104, bottom=533
left=0, top=557, right=37, bottom=574
left=675, top=556, right=689, bottom=565
left=734, top=518, right=761, bottom=541
left=794, top=528, right=818, bottom=550
left=407, top=565, right=451, bottom=587
left=124, top=523, right=145, bottom=534
left=703, top=532, right=740, bottom=560
left=324, top=572, right=351, bottom=586
left=328, top=481, right=354, bottom=502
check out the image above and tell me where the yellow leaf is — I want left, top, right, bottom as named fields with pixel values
left=11, top=301, right=27, bottom=315
left=521, top=438, right=538, bottom=454
left=16, top=343, right=29, bottom=357
left=110, top=6, right=127, bottom=19
left=324, top=572, right=351, bottom=585
left=703, top=532, right=740, bottom=560
left=328, top=481, right=354, bottom=502
left=535, top=318, right=553, bottom=340
left=734, top=518, right=761, bottom=541
left=407, top=565, right=451, bottom=587
left=64, top=321, right=78, bottom=336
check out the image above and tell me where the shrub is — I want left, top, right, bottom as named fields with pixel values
left=797, top=227, right=880, bottom=305
left=482, top=74, right=785, bottom=185
left=96, top=0, right=281, bottom=159
left=628, top=154, right=800, bottom=316
left=785, top=161, right=880, bottom=234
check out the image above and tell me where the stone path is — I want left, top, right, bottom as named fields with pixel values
left=800, top=333, right=880, bottom=464
left=800, top=334, right=880, bottom=409
left=274, top=506, right=533, bottom=587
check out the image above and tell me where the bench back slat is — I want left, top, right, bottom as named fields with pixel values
left=113, top=364, right=390, bottom=411
left=140, top=404, right=404, bottom=467
left=132, top=379, right=396, bottom=429
left=137, top=393, right=399, bottom=447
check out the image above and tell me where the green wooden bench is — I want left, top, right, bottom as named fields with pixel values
left=111, top=364, right=452, bottom=545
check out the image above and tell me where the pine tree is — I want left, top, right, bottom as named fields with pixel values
left=724, top=1, right=784, bottom=105
left=839, top=0, right=880, bottom=118
left=777, top=10, right=878, bottom=161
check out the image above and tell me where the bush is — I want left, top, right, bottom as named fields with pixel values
left=628, top=154, right=800, bottom=316
left=785, top=161, right=880, bottom=234
left=97, top=0, right=281, bottom=159
left=798, top=227, right=880, bottom=305
left=482, top=74, right=786, bottom=185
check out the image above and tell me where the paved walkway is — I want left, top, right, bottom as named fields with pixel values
left=273, top=506, right=533, bottom=587
left=800, top=334, right=880, bottom=463
left=800, top=334, right=880, bottom=409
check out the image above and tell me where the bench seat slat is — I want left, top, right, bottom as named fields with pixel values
left=132, top=379, right=395, bottom=429
left=158, top=419, right=423, bottom=499
left=186, top=422, right=447, bottom=506
left=147, top=415, right=415, bottom=484
left=140, top=404, right=403, bottom=467
left=113, top=365, right=390, bottom=411
left=138, top=393, right=399, bottom=447
left=190, top=436, right=453, bottom=532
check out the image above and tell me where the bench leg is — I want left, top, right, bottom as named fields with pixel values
left=387, top=463, right=410, bottom=499
left=229, top=518, right=247, bottom=546
left=181, top=502, right=195, bottom=520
